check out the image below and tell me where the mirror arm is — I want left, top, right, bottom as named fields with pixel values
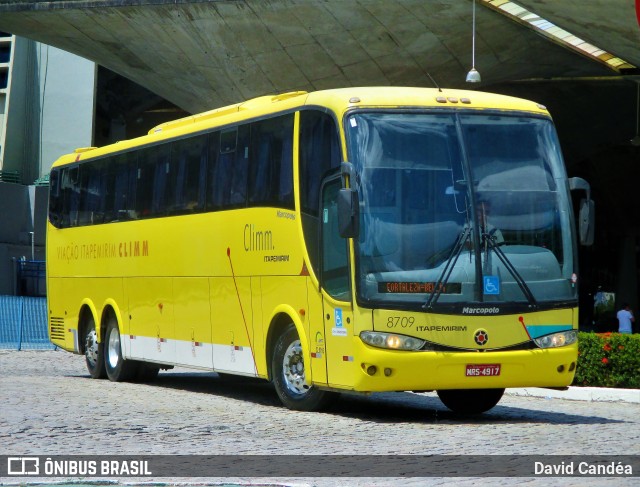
left=341, top=161, right=355, bottom=188
left=568, top=176, right=591, bottom=200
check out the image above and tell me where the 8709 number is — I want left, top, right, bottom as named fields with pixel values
left=386, top=316, right=415, bottom=328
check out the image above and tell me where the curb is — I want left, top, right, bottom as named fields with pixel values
left=506, top=386, right=640, bottom=404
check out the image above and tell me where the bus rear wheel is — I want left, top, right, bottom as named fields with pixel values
left=272, top=324, right=336, bottom=411
left=104, top=318, right=138, bottom=382
left=84, top=317, right=106, bottom=379
left=437, top=388, right=505, bottom=414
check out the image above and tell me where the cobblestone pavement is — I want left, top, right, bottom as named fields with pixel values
left=1, top=350, right=638, bottom=487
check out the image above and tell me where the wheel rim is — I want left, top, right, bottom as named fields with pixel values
left=85, top=328, right=99, bottom=367
left=107, top=326, right=121, bottom=369
left=282, top=339, right=309, bottom=396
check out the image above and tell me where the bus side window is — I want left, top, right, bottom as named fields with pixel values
left=76, top=164, right=92, bottom=226
left=299, top=110, right=341, bottom=278
left=151, top=144, right=172, bottom=216
left=209, top=128, right=242, bottom=210
left=218, top=128, right=236, bottom=209
left=136, top=148, right=154, bottom=218
left=249, top=114, right=294, bottom=209
left=62, top=166, right=81, bottom=227
left=171, top=134, right=208, bottom=214
left=111, top=152, right=138, bottom=221
left=205, top=130, right=220, bottom=211
left=48, top=169, right=62, bottom=228
left=230, top=125, right=249, bottom=207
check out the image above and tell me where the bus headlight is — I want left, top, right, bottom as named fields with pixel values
left=360, top=331, right=425, bottom=351
left=534, top=330, right=578, bottom=349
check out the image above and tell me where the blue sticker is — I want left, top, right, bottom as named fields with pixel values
left=335, top=308, right=343, bottom=327
left=483, top=276, right=500, bottom=295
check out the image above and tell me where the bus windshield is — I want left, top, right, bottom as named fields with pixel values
left=346, top=111, right=577, bottom=309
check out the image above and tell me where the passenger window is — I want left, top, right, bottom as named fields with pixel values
left=208, top=126, right=248, bottom=210
left=48, top=169, right=62, bottom=228
left=151, top=145, right=172, bottom=216
left=105, top=153, right=137, bottom=221
left=171, top=135, right=208, bottom=214
left=209, top=129, right=235, bottom=210
left=205, top=131, right=220, bottom=210
left=231, top=125, right=250, bottom=207
left=78, top=160, right=107, bottom=225
left=249, top=114, right=294, bottom=208
left=61, top=166, right=81, bottom=227
left=136, top=148, right=155, bottom=218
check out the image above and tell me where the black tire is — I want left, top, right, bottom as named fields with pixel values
left=104, top=317, right=138, bottom=382
left=83, top=316, right=106, bottom=379
left=271, top=324, right=336, bottom=411
left=437, top=388, right=505, bottom=414
left=135, top=362, right=160, bottom=382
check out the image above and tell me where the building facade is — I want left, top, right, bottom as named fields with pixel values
left=0, top=33, right=95, bottom=295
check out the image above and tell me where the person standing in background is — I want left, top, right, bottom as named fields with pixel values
left=616, top=303, right=635, bottom=334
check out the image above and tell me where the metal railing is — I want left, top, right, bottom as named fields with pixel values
left=0, top=296, right=54, bottom=350
left=16, top=259, right=46, bottom=297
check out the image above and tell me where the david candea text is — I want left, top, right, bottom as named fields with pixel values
left=534, top=461, right=633, bottom=476
left=56, top=241, right=149, bottom=261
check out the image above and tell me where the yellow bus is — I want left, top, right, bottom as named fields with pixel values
left=47, top=87, right=594, bottom=413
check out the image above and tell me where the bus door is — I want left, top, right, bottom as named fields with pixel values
left=320, top=175, right=355, bottom=388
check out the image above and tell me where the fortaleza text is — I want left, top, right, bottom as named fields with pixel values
left=534, top=461, right=633, bottom=476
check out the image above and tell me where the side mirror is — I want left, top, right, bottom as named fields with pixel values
left=578, top=198, right=595, bottom=246
left=337, top=188, right=359, bottom=238
left=569, top=177, right=595, bottom=246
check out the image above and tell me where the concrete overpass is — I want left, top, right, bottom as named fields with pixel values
left=0, top=0, right=637, bottom=113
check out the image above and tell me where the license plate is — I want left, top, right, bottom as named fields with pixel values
left=466, top=363, right=501, bottom=377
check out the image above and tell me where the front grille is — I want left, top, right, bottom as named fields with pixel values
left=421, top=340, right=536, bottom=352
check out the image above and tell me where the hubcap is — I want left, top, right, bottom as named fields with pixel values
left=85, top=328, right=99, bottom=367
left=107, top=326, right=121, bottom=369
left=282, top=339, right=309, bottom=396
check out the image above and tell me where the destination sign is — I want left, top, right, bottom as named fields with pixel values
left=378, top=282, right=462, bottom=294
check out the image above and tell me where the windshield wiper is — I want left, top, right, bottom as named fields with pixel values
left=423, top=226, right=471, bottom=310
left=482, top=233, right=538, bottom=308
left=423, top=228, right=539, bottom=310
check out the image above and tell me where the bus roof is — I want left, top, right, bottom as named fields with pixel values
left=52, top=87, right=549, bottom=168
left=303, top=86, right=548, bottom=116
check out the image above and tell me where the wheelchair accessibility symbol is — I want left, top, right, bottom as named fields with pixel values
left=483, top=276, right=500, bottom=295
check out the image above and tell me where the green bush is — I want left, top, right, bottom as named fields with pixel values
left=573, top=332, right=640, bottom=388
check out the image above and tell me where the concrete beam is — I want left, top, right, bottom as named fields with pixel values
left=0, top=0, right=619, bottom=113
left=518, top=0, right=640, bottom=70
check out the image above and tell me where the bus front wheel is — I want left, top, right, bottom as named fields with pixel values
left=272, top=324, right=336, bottom=411
left=104, top=318, right=138, bottom=382
left=84, top=317, right=106, bottom=379
left=437, top=388, right=505, bottom=414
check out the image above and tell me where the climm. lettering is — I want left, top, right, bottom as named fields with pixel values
left=244, top=224, right=274, bottom=251
left=119, top=240, right=149, bottom=257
